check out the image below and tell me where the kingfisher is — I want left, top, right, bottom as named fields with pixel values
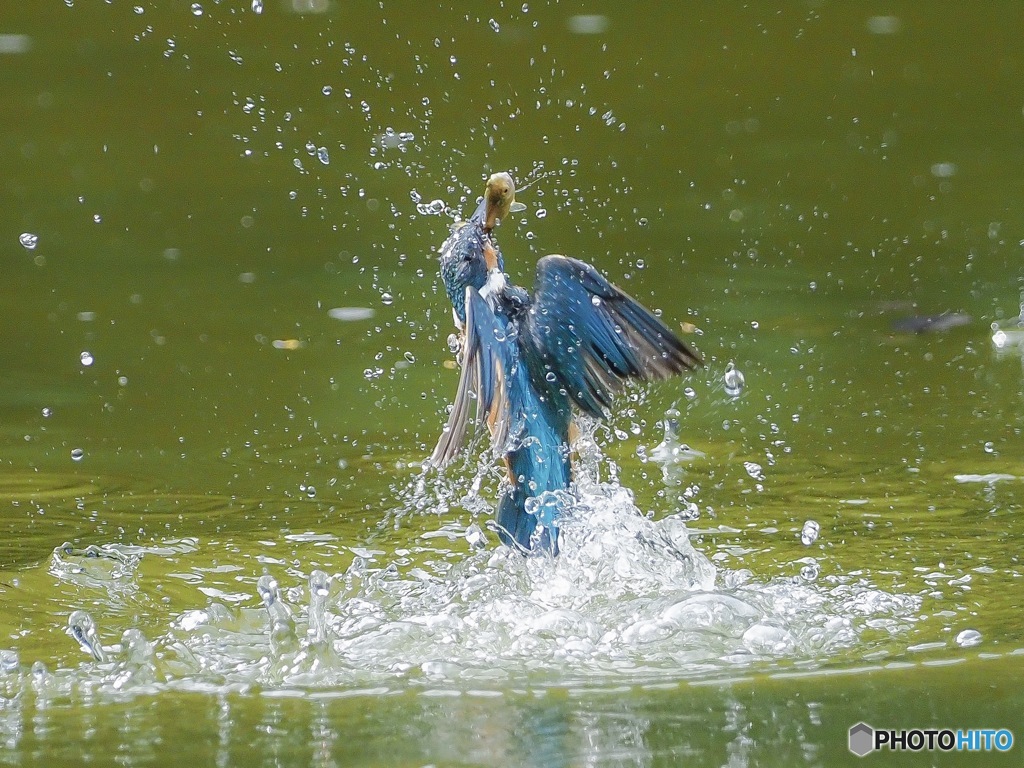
left=430, top=172, right=702, bottom=555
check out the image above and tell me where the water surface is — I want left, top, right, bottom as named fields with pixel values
left=2, top=1, right=1024, bottom=765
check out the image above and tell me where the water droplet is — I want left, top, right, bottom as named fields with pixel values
left=190, top=3, right=203, bottom=15
left=417, top=199, right=446, bottom=216
left=316, top=146, right=330, bottom=165
left=19, top=232, right=38, bottom=250
left=545, top=371, right=557, bottom=382
left=67, top=610, right=106, bottom=661
left=322, top=85, right=332, bottom=96
left=71, top=448, right=84, bottom=462
left=0, top=649, right=18, bottom=673
left=723, top=361, right=745, bottom=397
left=403, top=351, right=416, bottom=364
left=536, top=208, right=547, bottom=219
left=305, top=485, right=317, bottom=499
left=381, top=292, right=394, bottom=306
left=683, top=387, right=696, bottom=399
left=800, top=520, right=820, bottom=546
left=591, top=295, right=602, bottom=306
left=488, top=18, right=500, bottom=32
left=92, top=214, right=102, bottom=224
left=983, top=441, right=995, bottom=454
left=955, top=628, right=982, bottom=647
left=638, top=217, right=649, bottom=227
left=80, top=351, right=94, bottom=367
left=251, top=0, right=263, bottom=12
left=41, top=407, right=52, bottom=418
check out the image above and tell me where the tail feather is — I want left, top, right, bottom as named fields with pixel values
left=495, top=488, right=559, bottom=556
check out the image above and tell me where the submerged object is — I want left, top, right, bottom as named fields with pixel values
left=430, top=172, right=701, bottom=554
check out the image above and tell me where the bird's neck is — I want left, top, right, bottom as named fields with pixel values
left=479, top=269, right=507, bottom=304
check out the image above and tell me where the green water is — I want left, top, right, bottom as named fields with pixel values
left=2, top=1, right=1024, bottom=765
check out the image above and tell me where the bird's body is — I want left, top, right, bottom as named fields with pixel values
left=432, top=173, right=701, bottom=554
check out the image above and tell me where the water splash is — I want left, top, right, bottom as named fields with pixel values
left=17, top=432, right=922, bottom=698
left=723, top=362, right=745, bottom=397
left=68, top=611, right=107, bottom=662
left=800, top=520, right=820, bottom=546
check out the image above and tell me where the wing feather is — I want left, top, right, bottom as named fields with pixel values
left=430, top=287, right=511, bottom=467
left=521, top=255, right=701, bottom=418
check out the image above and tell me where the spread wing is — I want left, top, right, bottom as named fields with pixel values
left=429, top=287, right=511, bottom=468
left=521, top=255, right=702, bottom=418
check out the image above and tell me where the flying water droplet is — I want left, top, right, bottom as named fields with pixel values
left=800, top=520, right=820, bottom=546
left=723, top=361, right=745, bottom=397
left=251, top=0, right=263, bottom=12
left=70, top=448, right=84, bottom=462
left=19, top=232, right=38, bottom=250
left=417, top=199, right=446, bottom=216
left=381, top=292, right=394, bottom=305
left=68, top=610, right=107, bottom=662
left=536, top=208, right=547, bottom=219
left=80, top=351, right=94, bottom=366
left=316, top=146, right=329, bottom=165
left=190, top=2, right=203, bottom=16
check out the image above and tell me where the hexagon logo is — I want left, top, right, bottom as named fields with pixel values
left=849, top=722, right=874, bottom=757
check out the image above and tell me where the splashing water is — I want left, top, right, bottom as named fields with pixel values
left=13, top=419, right=923, bottom=699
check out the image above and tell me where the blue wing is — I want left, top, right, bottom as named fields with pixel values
left=429, top=287, right=511, bottom=468
left=521, top=255, right=702, bottom=418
